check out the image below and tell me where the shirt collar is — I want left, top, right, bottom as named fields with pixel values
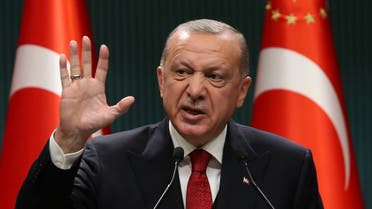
left=168, top=121, right=226, bottom=164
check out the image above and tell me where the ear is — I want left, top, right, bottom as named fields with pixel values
left=236, top=76, right=252, bottom=108
left=157, top=66, right=164, bottom=98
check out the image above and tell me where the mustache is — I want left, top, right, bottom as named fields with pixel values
left=179, top=98, right=208, bottom=112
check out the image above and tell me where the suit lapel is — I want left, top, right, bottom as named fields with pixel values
left=124, top=119, right=272, bottom=209
left=127, top=119, right=184, bottom=209
left=213, top=121, right=272, bottom=209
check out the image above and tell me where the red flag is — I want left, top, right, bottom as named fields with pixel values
left=0, top=0, right=107, bottom=208
left=252, top=0, right=364, bottom=208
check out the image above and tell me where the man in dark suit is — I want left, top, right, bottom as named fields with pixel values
left=16, top=19, right=323, bottom=209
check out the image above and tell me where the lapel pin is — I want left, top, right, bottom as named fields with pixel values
left=243, top=176, right=250, bottom=185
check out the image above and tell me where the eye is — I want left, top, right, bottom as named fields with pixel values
left=174, top=68, right=192, bottom=80
left=207, top=72, right=227, bottom=87
left=176, top=69, right=189, bottom=76
left=209, top=73, right=223, bottom=81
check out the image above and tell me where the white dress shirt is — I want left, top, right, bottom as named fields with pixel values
left=49, top=131, right=83, bottom=169
left=168, top=122, right=226, bottom=206
left=49, top=121, right=227, bottom=206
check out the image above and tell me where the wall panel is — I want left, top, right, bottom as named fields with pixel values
left=1, top=0, right=371, bottom=207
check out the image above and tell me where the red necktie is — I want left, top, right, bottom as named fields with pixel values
left=186, top=149, right=212, bottom=209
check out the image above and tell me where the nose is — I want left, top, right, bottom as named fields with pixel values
left=186, top=73, right=206, bottom=100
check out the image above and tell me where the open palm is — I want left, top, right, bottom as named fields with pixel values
left=55, top=36, right=135, bottom=153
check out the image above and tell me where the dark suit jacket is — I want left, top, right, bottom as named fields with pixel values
left=16, top=119, right=323, bottom=209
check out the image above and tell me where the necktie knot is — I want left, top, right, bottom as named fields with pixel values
left=190, top=149, right=211, bottom=173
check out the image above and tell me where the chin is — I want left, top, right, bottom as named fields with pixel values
left=177, top=124, right=209, bottom=140
left=176, top=123, right=216, bottom=147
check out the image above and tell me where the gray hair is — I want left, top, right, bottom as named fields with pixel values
left=160, top=19, right=249, bottom=75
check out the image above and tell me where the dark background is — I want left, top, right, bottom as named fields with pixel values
left=1, top=0, right=371, bottom=207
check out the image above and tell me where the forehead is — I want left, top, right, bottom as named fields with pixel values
left=165, top=31, right=241, bottom=67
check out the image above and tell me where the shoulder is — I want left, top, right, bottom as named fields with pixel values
left=230, top=121, right=310, bottom=158
left=86, top=120, right=166, bottom=154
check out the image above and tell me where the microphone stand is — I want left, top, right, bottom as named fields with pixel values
left=239, top=156, right=275, bottom=209
left=152, top=147, right=184, bottom=209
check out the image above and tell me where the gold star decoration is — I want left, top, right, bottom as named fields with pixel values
left=320, top=8, right=327, bottom=19
left=265, top=1, right=272, bottom=11
left=305, top=13, right=315, bottom=23
left=272, top=10, right=281, bottom=21
left=286, top=14, right=297, bottom=24
left=267, top=4, right=328, bottom=24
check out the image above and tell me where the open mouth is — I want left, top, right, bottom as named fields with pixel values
left=183, top=106, right=205, bottom=115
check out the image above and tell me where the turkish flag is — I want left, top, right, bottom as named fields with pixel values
left=0, top=0, right=107, bottom=208
left=252, top=0, right=364, bottom=208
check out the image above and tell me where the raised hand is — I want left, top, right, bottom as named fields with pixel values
left=55, top=36, right=135, bottom=153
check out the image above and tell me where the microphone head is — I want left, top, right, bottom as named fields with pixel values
left=173, top=147, right=184, bottom=162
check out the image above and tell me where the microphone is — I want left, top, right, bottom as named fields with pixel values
left=236, top=151, right=275, bottom=209
left=152, top=147, right=184, bottom=209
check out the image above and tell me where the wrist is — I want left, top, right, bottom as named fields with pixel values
left=54, top=127, right=88, bottom=153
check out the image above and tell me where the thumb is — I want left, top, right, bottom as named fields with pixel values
left=115, top=96, right=135, bottom=115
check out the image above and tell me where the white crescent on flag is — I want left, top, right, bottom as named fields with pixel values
left=10, top=44, right=68, bottom=97
left=252, top=0, right=364, bottom=208
left=0, top=1, right=105, bottom=208
left=255, top=47, right=351, bottom=189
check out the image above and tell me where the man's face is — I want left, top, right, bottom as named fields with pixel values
left=157, top=31, right=251, bottom=146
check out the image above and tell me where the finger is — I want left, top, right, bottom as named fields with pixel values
left=69, top=40, right=81, bottom=77
left=114, top=96, right=135, bottom=115
left=95, top=44, right=109, bottom=82
left=81, top=36, right=92, bottom=78
left=59, top=54, right=70, bottom=88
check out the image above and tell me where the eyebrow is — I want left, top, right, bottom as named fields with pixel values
left=172, top=59, right=229, bottom=72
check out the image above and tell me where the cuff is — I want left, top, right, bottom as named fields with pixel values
left=49, top=130, right=84, bottom=170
